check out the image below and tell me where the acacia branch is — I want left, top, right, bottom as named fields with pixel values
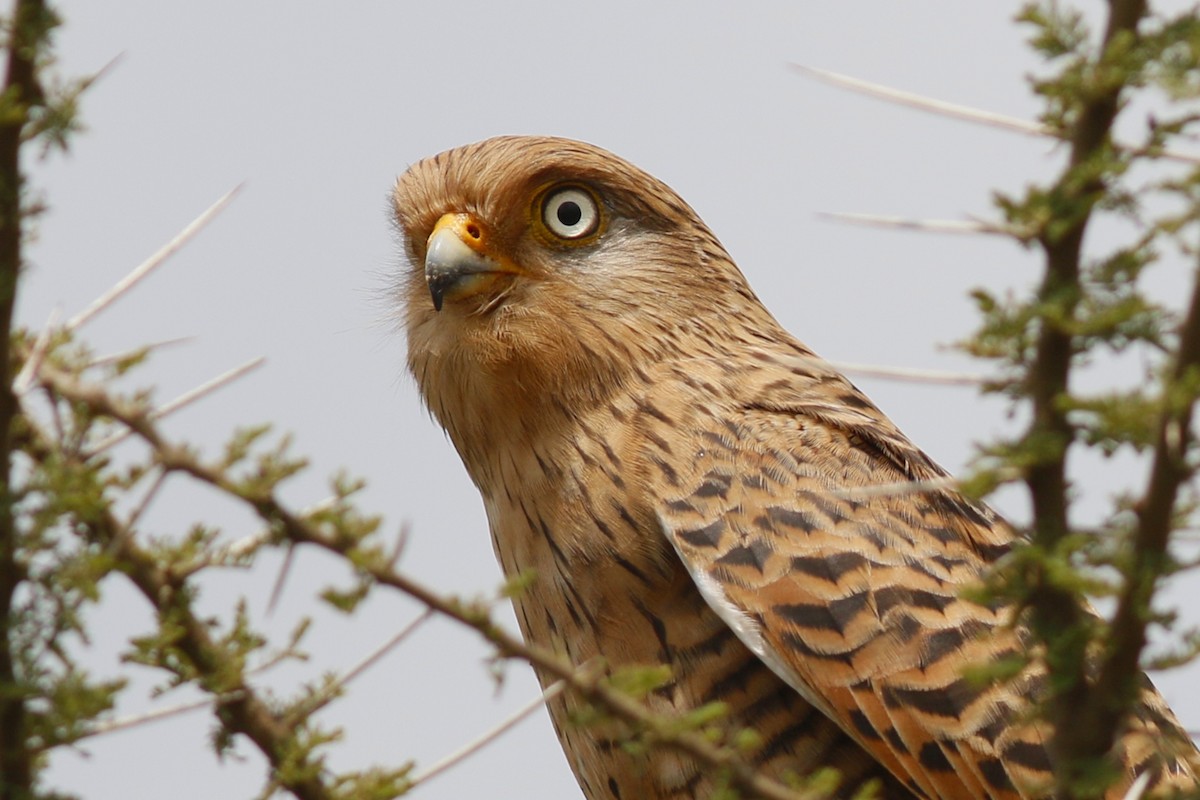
left=108, top=536, right=332, bottom=800
left=1020, top=0, right=1154, bottom=792
left=0, top=3, right=49, bottom=796
left=1093, top=258, right=1200, bottom=731
left=38, top=367, right=823, bottom=800
left=18, top=428, right=334, bottom=800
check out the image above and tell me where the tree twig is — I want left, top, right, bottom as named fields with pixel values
left=38, top=364, right=822, bottom=800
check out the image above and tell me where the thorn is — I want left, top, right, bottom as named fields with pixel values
left=791, top=63, right=1200, bottom=165
left=387, top=521, right=411, bottom=570
left=291, top=610, right=435, bottom=720
left=267, top=497, right=336, bottom=613
left=86, top=336, right=195, bottom=370
left=266, top=545, right=296, bottom=616
left=817, top=211, right=1012, bottom=237
left=122, top=468, right=168, bottom=537
left=86, top=694, right=230, bottom=739
left=66, top=185, right=243, bottom=332
left=90, top=355, right=265, bottom=453
left=791, top=63, right=1048, bottom=137
left=824, top=359, right=988, bottom=387
left=1122, top=771, right=1152, bottom=800
left=80, top=52, right=125, bottom=93
left=408, top=680, right=567, bottom=789
left=13, top=306, right=62, bottom=395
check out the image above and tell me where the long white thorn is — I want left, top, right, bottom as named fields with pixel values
left=122, top=468, right=168, bottom=539
left=329, top=611, right=434, bottom=694
left=87, top=694, right=234, bottom=738
left=148, top=357, right=264, bottom=420
left=792, top=64, right=1200, bottom=165
left=86, top=337, right=195, bottom=370
left=1121, top=771, right=1152, bottom=800
left=66, top=186, right=242, bottom=332
left=825, top=359, right=989, bottom=387
left=792, top=64, right=1048, bottom=137
left=408, top=680, right=567, bottom=789
left=91, top=356, right=265, bottom=453
left=13, top=307, right=61, bottom=396
left=264, top=497, right=342, bottom=611
left=817, top=211, right=1013, bottom=237
left=290, top=611, right=436, bottom=721
left=82, top=53, right=125, bottom=93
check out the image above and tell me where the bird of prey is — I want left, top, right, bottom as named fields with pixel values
left=392, top=136, right=1198, bottom=800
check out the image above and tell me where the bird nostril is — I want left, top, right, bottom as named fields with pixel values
left=466, top=223, right=481, bottom=240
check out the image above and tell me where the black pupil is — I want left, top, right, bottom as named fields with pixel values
left=556, top=200, right=583, bottom=228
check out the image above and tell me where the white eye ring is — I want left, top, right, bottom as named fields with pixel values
left=541, top=186, right=600, bottom=240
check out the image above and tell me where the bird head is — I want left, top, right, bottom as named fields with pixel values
left=392, top=136, right=778, bottom=449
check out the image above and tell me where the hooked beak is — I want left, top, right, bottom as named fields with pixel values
left=424, top=213, right=519, bottom=311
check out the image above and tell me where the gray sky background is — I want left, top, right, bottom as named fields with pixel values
left=21, top=2, right=1200, bottom=799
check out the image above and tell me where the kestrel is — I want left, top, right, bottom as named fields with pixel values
left=393, top=136, right=1199, bottom=800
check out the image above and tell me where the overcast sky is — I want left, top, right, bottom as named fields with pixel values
left=22, top=2, right=1200, bottom=799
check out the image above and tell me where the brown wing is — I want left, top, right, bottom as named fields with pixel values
left=654, top=351, right=1196, bottom=800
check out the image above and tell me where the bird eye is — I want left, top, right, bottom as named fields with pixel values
left=541, top=186, right=600, bottom=240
